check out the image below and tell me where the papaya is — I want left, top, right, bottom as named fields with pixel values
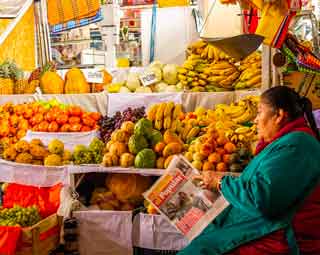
left=64, top=68, right=90, bottom=94
left=162, top=142, right=183, bottom=157
left=164, top=155, right=174, bottom=168
left=163, top=130, right=183, bottom=145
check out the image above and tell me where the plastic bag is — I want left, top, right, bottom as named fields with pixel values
left=3, top=183, right=62, bottom=218
left=0, top=226, right=21, bottom=255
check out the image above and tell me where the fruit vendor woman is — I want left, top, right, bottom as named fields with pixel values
left=179, top=86, right=320, bottom=255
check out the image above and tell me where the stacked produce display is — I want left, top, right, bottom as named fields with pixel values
left=178, top=40, right=262, bottom=92
left=0, top=205, right=41, bottom=227
left=0, top=60, right=113, bottom=94
left=0, top=99, right=100, bottom=148
left=106, top=61, right=183, bottom=93
left=105, top=40, right=262, bottom=93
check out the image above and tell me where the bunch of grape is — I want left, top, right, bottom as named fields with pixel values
left=99, top=107, right=145, bottom=143
left=0, top=205, right=41, bottom=227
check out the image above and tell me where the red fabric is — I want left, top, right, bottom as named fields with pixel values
left=0, top=227, right=22, bottom=255
left=3, top=183, right=62, bottom=218
left=243, top=9, right=259, bottom=34
left=229, top=117, right=320, bottom=255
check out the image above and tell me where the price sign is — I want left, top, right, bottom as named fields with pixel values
left=139, top=72, right=158, bottom=87
left=82, top=69, right=104, bottom=83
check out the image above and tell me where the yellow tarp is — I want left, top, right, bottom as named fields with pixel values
left=0, top=4, right=36, bottom=71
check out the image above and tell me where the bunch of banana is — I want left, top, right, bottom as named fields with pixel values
left=178, top=56, right=210, bottom=92
left=188, top=40, right=235, bottom=63
left=206, top=61, right=240, bottom=90
left=215, top=96, right=259, bottom=124
left=225, top=125, right=258, bottom=148
left=178, top=118, right=202, bottom=143
left=235, top=52, right=262, bottom=90
left=147, top=102, right=184, bottom=131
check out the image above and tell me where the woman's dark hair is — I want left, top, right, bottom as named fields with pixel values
left=261, top=86, right=320, bottom=141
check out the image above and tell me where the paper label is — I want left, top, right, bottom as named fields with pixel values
left=82, top=69, right=104, bottom=83
left=139, top=72, right=158, bottom=87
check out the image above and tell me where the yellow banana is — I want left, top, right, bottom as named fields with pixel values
left=182, top=124, right=193, bottom=140
left=247, top=75, right=261, bottom=86
left=176, top=120, right=183, bottom=134
left=251, top=62, right=261, bottom=69
left=170, top=119, right=178, bottom=132
left=191, top=40, right=207, bottom=49
left=220, top=68, right=237, bottom=76
left=189, top=54, right=201, bottom=60
left=208, top=45, right=214, bottom=59
left=201, top=45, right=209, bottom=58
left=164, top=102, right=175, bottom=117
left=155, top=119, right=163, bottom=130
left=212, top=46, right=220, bottom=61
left=178, top=74, right=187, bottom=81
left=164, top=116, right=172, bottom=130
left=173, top=104, right=183, bottom=119
left=233, top=104, right=255, bottom=124
left=242, top=69, right=261, bottom=81
left=156, top=102, right=166, bottom=121
left=208, top=76, right=227, bottom=83
left=235, top=126, right=251, bottom=134
left=178, top=68, right=188, bottom=74
left=183, top=62, right=194, bottom=70
left=225, top=105, right=247, bottom=118
left=199, top=73, right=208, bottom=80
left=238, top=134, right=246, bottom=141
left=187, top=71, right=197, bottom=77
left=147, top=104, right=158, bottom=121
left=187, top=127, right=200, bottom=139
left=198, top=79, right=207, bottom=86
left=212, top=62, right=232, bottom=70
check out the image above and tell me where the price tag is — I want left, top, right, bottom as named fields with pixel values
left=139, top=72, right=158, bottom=87
left=82, top=69, right=104, bottom=83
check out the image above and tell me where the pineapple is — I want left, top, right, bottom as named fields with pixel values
left=0, top=61, right=22, bottom=95
left=24, top=80, right=39, bottom=94
left=14, top=79, right=29, bottom=94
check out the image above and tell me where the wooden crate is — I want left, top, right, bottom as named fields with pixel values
left=16, top=214, right=62, bottom=255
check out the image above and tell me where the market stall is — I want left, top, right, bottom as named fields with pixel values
left=0, top=0, right=319, bottom=254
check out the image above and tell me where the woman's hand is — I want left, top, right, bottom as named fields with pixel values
left=193, top=171, right=223, bottom=190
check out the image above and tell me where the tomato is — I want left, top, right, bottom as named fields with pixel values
left=18, top=119, right=29, bottom=131
left=45, top=111, right=55, bottom=122
left=23, top=108, right=33, bottom=119
left=38, top=121, right=49, bottom=132
left=90, top=112, right=102, bottom=121
left=29, top=116, right=37, bottom=127
left=60, top=124, right=71, bottom=132
left=14, top=105, right=24, bottom=116
left=81, top=125, right=91, bottom=132
left=0, top=124, right=9, bottom=137
left=9, top=126, right=17, bottom=135
left=69, top=116, right=81, bottom=124
left=16, top=130, right=26, bottom=139
left=68, top=106, right=82, bottom=117
left=32, top=124, right=40, bottom=132
left=9, top=115, right=19, bottom=127
left=56, top=114, right=68, bottom=125
left=82, top=117, right=95, bottom=127
left=48, top=121, right=59, bottom=132
left=30, top=113, right=44, bottom=126
left=37, top=105, right=46, bottom=114
left=69, top=123, right=82, bottom=132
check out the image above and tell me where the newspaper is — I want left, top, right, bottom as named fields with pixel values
left=144, top=155, right=230, bottom=241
